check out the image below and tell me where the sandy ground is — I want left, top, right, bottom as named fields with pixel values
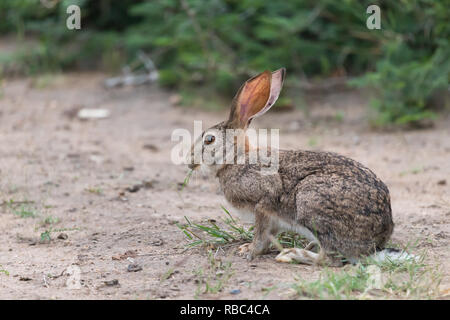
left=0, top=73, right=448, bottom=299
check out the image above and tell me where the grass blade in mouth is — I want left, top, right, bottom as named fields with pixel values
left=179, top=169, right=193, bottom=192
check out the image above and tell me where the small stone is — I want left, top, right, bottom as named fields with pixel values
left=143, top=144, right=159, bottom=152
left=112, top=250, right=137, bottom=260
left=77, top=108, right=110, bottom=120
left=437, top=179, right=447, bottom=186
left=126, top=185, right=141, bottom=193
left=151, top=239, right=164, bottom=246
left=104, top=279, right=119, bottom=286
left=57, top=233, right=68, bottom=240
left=19, top=276, right=32, bottom=281
left=142, top=180, right=154, bottom=189
left=176, top=182, right=185, bottom=191
left=66, top=153, right=80, bottom=158
left=230, top=289, right=241, bottom=295
left=127, top=264, right=142, bottom=272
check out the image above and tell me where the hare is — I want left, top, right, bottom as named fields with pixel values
left=188, top=68, right=406, bottom=266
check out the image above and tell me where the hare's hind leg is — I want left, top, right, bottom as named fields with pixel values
left=275, top=248, right=319, bottom=265
left=276, top=248, right=343, bottom=267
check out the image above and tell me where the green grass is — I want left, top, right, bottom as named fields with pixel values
left=308, top=137, right=318, bottom=148
left=178, top=169, right=193, bottom=192
left=289, top=248, right=442, bottom=300
left=255, top=239, right=442, bottom=300
left=40, top=229, right=52, bottom=242
left=13, top=205, right=36, bottom=218
left=41, top=215, right=60, bottom=226
left=277, top=232, right=310, bottom=250
left=3, top=198, right=81, bottom=243
left=399, top=166, right=423, bottom=177
left=177, top=200, right=442, bottom=299
left=3, top=199, right=37, bottom=218
left=193, top=250, right=234, bottom=298
left=292, top=265, right=369, bottom=299
left=177, top=206, right=254, bottom=249
left=178, top=176, right=307, bottom=250
left=364, top=248, right=442, bottom=299
left=85, top=187, right=104, bottom=195
left=177, top=206, right=310, bottom=252
left=38, top=227, right=80, bottom=243
left=334, top=111, right=345, bottom=122
left=0, top=265, right=9, bottom=276
left=160, top=268, right=176, bottom=282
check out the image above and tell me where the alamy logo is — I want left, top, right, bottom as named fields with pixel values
left=366, top=5, right=381, bottom=30
left=171, top=121, right=280, bottom=175
left=66, top=5, right=81, bottom=30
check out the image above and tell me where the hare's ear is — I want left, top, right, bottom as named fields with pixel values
left=227, top=68, right=285, bottom=129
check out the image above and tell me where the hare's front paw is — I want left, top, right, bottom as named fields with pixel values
left=238, top=243, right=255, bottom=261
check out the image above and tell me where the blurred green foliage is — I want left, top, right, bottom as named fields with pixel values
left=0, top=0, right=448, bottom=126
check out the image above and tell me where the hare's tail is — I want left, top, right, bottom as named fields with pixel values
left=369, top=248, right=418, bottom=264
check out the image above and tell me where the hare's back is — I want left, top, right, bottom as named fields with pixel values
left=278, top=150, right=393, bottom=255
left=279, top=150, right=389, bottom=199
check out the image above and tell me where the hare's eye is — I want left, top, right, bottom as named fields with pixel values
left=204, top=134, right=215, bottom=145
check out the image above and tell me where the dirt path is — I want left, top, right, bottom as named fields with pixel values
left=0, top=73, right=448, bottom=299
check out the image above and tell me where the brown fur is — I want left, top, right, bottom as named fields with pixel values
left=189, top=69, right=394, bottom=265
left=215, top=148, right=394, bottom=263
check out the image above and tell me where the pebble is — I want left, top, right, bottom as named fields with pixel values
left=230, top=289, right=241, bottom=295
left=104, top=279, right=119, bottom=286
left=57, top=233, right=68, bottom=240
left=127, top=263, right=143, bottom=272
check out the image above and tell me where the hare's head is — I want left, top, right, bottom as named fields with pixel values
left=188, top=68, right=285, bottom=175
